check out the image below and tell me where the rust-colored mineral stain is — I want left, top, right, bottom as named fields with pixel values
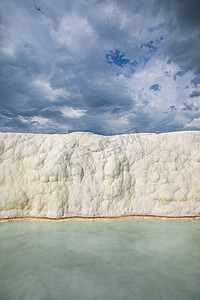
left=0, top=215, right=200, bottom=222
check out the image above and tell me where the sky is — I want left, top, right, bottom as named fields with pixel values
left=0, top=0, right=200, bottom=135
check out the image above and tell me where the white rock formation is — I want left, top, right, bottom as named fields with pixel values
left=0, top=131, right=200, bottom=218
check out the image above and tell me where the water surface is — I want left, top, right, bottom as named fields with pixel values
left=0, top=219, right=200, bottom=300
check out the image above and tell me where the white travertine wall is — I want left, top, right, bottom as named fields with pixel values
left=0, top=131, right=200, bottom=218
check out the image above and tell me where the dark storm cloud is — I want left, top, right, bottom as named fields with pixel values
left=190, top=91, right=200, bottom=98
left=154, top=0, right=200, bottom=85
left=0, top=0, right=200, bottom=134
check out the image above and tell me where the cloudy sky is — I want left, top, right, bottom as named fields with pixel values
left=0, top=0, right=200, bottom=135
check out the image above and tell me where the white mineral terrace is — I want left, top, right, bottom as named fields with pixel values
left=0, top=131, right=200, bottom=219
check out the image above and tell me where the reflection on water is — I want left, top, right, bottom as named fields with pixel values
left=0, top=219, right=200, bottom=300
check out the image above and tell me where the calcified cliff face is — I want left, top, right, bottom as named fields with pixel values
left=0, top=131, right=200, bottom=218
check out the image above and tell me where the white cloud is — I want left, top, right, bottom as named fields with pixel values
left=31, top=116, right=49, bottom=125
left=185, top=118, right=200, bottom=129
left=0, top=45, right=16, bottom=58
left=59, top=106, right=86, bottom=118
left=50, top=14, right=95, bottom=54
left=18, top=116, right=29, bottom=123
left=33, top=78, right=69, bottom=101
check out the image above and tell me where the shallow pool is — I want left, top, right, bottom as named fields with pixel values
left=0, top=219, right=200, bottom=300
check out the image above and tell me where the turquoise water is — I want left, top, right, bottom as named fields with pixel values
left=0, top=219, right=200, bottom=300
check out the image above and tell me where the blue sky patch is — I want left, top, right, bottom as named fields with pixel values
left=150, top=84, right=160, bottom=91
left=169, top=105, right=177, bottom=111
left=105, top=49, right=149, bottom=75
left=141, top=40, right=157, bottom=52
left=105, top=49, right=130, bottom=67
left=34, top=4, right=42, bottom=12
